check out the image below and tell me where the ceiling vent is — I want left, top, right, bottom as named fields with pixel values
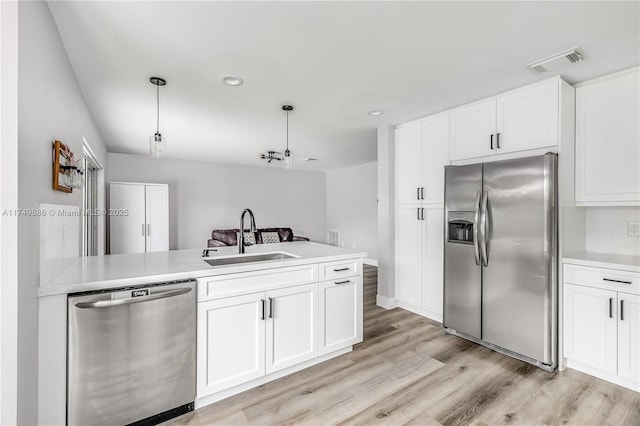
left=526, top=46, right=586, bottom=75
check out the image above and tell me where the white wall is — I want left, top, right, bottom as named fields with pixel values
left=585, top=207, right=640, bottom=256
left=326, top=162, right=377, bottom=262
left=107, top=153, right=327, bottom=249
left=17, top=2, right=108, bottom=423
left=1, top=1, right=19, bottom=424
left=377, top=126, right=395, bottom=302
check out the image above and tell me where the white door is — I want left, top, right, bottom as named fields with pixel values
left=395, top=204, right=423, bottom=306
left=196, top=293, right=266, bottom=397
left=496, top=80, right=559, bottom=154
left=109, top=183, right=145, bottom=254
left=319, top=276, right=363, bottom=355
left=421, top=206, right=444, bottom=321
left=564, top=284, right=617, bottom=374
left=618, top=292, right=640, bottom=382
left=575, top=69, right=640, bottom=204
left=449, top=99, right=496, bottom=161
left=396, top=122, right=423, bottom=204
left=265, top=283, right=318, bottom=374
left=145, top=185, right=169, bottom=252
left=422, top=114, right=449, bottom=204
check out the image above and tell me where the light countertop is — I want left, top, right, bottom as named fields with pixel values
left=563, top=251, right=640, bottom=273
left=39, top=241, right=367, bottom=297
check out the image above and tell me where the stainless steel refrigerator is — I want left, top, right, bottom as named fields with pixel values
left=443, top=153, right=557, bottom=371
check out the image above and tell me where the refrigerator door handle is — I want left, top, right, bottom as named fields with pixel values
left=473, top=191, right=481, bottom=266
left=480, top=191, right=489, bottom=267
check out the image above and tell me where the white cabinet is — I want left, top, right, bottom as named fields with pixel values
left=319, top=276, right=363, bottom=355
left=618, top=292, right=640, bottom=382
left=197, top=293, right=266, bottom=396
left=575, top=68, right=640, bottom=206
left=396, top=114, right=449, bottom=204
left=109, top=182, right=169, bottom=254
left=266, top=284, right=318, bottom=373
left=563, top=263, right=640, bottom=391
left=395, top=204, right=444, bottom=321
left=450, top=99, right=496, bottom=161
left=450, top=79, right=565, bottom=161
left=564, top=284, right=618, bottom=374
left=196, top=259, right=363, bottom=402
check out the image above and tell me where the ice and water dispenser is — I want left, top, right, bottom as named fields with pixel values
left=447, top=211, right=474, bottom=244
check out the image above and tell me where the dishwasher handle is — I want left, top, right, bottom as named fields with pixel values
left=75, top=287, right=192, bottom=309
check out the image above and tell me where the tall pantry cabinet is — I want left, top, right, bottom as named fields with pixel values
left=109, top=182, right=169, bottom=254
left=395, top=113, right=449, bottom=321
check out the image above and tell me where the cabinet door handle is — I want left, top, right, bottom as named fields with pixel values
left=496, top=133, right=501, bottom=149
left=417, top=208, right=420, bottom=220
left=421, top=208, right=425, bottom=221
left=421, top=187, right=425, bottom=200
left=141, top=224, right=145, bottom=236
left=147, top=224, right=150, bottom=236
left=609, top=298, right=613, bottom=318
left=268, top=297, right=274, bottom=319
left=490, top=134, right=494, bottom=150
left=335, top=280, right=351, bottom=285
left=260, top=299, right=265, bottom=320
left=620, top=300, right=625, bottom=321
left=417, top=187, right=420, bottom=200
left=603, top=278, right=632, bottom=285
left=333, top=267, right=349, bottom=272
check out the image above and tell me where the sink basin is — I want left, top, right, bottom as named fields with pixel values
left=203, top=252, right=297, bottom=266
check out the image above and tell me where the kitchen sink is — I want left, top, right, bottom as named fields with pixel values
left=203, top=252, right=297, bottom=266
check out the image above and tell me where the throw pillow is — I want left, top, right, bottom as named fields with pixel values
left=243, top=232, right=256, bottom=245
left=261, top=231, right=281, bottom=244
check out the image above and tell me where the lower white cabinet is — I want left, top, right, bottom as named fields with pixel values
left=319, top=276, right=363, bottom=355
left=563, top=263, right=640, bottom=391
left=197, top=293, right=266, bottom=396
left=266, top=284, right=318, bottom=373
left=395, top=204, right=444, bottom=321
left=196, top=259, right=363, bottom=402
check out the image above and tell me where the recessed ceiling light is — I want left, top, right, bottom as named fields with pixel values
left=222, top=76, right=244, bottom=86
left=302, top=157, right=317, bottom=162
left=368, top=110, right=383, bottom=116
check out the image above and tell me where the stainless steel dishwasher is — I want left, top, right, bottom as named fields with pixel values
left=67, top=279, right=196, bottom=425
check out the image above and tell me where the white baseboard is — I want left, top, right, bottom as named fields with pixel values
left=364, top=258, right=378, bottom=267
left=376, top=294, right=397, bottom=310
left=566, top=359, right=639, bottom=392
left=396, top=301, right=443, bottom=323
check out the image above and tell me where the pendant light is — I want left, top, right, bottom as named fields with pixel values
left=282, top=105, right=294, bottom=170
left=149, top=77, right=167, bottom=158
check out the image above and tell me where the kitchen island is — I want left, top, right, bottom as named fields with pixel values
left=38, top=242, right=366, bottom=425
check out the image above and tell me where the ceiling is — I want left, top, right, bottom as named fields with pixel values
left=48, top=1, right=639, bottom=172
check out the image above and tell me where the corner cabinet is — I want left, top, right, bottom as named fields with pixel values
left=563, top=263, right=639, bottom=391
left=109, top=182, right=169, bottom=254
left=575, top=67, right=640, bottom=206
left=196, top=260, right=363, bottom=406
left=450, top=78, right=569, bottom=162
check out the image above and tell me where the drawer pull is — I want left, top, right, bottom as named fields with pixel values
left=603, top=278, right=632, bottom=285
left=335, top=280, right=351, bottom=285
left=333, top=267, right=350, bottom=272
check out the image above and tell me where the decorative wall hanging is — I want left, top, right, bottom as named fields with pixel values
left=52, top=140, right=83, bottom=192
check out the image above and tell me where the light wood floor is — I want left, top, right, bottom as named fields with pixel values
left=167, top=266, right=640, bottom=426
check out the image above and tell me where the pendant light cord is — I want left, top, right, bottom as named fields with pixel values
left=286, top=110, right=289, bottom=151
left=156, top=83, right=160, bottom=134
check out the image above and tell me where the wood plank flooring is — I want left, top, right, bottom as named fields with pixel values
left=167, top=265, right=640, bottom=426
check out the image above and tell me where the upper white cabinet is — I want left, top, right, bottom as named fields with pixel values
left=396, top=113, right=449, bottom=204
left=450, top=99, right=496, bottom=161
left=450, top=79, right=567, bottom=161
left=575, top=67, right=640, bottom=206
left=109, top=182, right=169, bottom=254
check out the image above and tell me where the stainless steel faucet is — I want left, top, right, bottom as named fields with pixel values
left=239, top=208, right=257, bottom=254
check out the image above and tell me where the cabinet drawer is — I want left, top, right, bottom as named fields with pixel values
left=198, top=264, right=318, bottom=302
left=564, top=264, right=639, bottom=294
left=318, top=259, right=362, bottom=281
